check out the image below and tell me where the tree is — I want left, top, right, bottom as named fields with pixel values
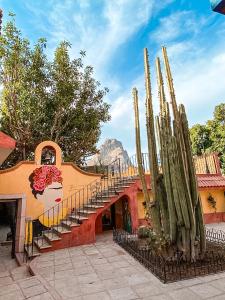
left=189, top=124, right=212, bottom=155
left=0, top=14, right=110, bottom=167
left=190, top=103, right=225, bottom=173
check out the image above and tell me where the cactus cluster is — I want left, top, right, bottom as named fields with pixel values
left=133, top=47, right=206, bottom=261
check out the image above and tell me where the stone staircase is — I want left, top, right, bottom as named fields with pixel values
left=26, top=175, right=139, bottom=257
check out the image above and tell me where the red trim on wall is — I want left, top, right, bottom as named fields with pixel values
left=204, top=212, right=225, bottom=224
left=0, top=131, right=16, bottom=149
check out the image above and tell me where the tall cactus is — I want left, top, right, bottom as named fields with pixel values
left=133, top=47, right=206, bottom=261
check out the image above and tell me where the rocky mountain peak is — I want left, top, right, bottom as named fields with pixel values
left=86, top=139, right=130, bottom=166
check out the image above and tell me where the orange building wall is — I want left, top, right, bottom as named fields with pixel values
left=136, top=189, right=225, bottom=221
left=0, top=141, right=101, bottom=220
left=200, top=189, right=225, bottom=214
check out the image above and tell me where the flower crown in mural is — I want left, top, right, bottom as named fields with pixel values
left=31, top=166, right=63, bottom=192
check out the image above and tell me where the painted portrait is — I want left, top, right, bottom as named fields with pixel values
left=29, top=166, right=63, bottom=220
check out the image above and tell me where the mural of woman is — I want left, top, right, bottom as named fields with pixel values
left=29, top=166, right=63, bottom=233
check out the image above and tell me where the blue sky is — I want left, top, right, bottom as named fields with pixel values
left=1, top=0, right=225, bottom=155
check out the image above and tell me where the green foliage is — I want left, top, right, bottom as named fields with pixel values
left=138, top=225, right=152, bottom=239
left=189, top=124, right=212, bottom=155
left=0, top=14, right=110, bottom=167
left=190, top=103, right=225, bottom=173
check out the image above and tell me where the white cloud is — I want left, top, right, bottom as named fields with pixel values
left=152, top=10, right=208, bottom=44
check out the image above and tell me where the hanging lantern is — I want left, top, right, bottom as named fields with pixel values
left=210, top=0, right=225, bottom=14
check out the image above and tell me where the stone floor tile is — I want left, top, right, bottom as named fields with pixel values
left=125, top=273, right=150, bottom=286
left=84, top=248, right=100, bottom=256
left=74, top=265, right=95, bottom=276
left=0, top=290, right=24, bottom=300
left=36, top=266, right=55, bottom=274
left=54, top=262, right=73, bottom=272
left=26, top=292, right=54, bottom=300
left=93, top=263, right=115, bottom=271
left=210, top=278, right=225, bottom=291
left=55, top=284, right=82, bottom=298
left=97, top=269, right=120, bottom=280
left=0, top=283, right=20, bottom=296
left=89, top=257, right=108, bottom=266
left=108, top=287, right=139, bottom=300
left=189, top=283, right=223, bottom=299
left=175, top=277, right=203, bottom=287
left=69, top=248, right=84, bottom=255
left=54, top=257, right=71, bottom=266
left=111, top=260, right=131, bottom=269
left=132, top=282, right=163, bottom=297
left=103, top=277, right=129, bottom=290
left=0, top=275, right=13, bottom=286
left=142, top=294, right=173, bottom=300
left=118, top=267, right=141, bottom=276
left=77, top=272, right=100, bottom=284
left=0, top=270, right=10, bottom=277
left=22, top=284, right=47, bottom=298
left=82, top=291, right=111, bottom=300
left=107, top=255, right=126, bottom=263
left=36, top=260, right=54, bottom=268
left=54, top=269, right=74, bottom=279
left=199, top=273, right=222, bottom=282
left=208, top=294, right=225, bottom=300
left=53, top=276, right=78, bottom=288
left=80, top=281, right=105, bottom=295
left=18, top=277, right=41, bottom=289
left=169, top=288, right=202, bottom=300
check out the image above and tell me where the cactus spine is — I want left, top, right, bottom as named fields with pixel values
left=133, top=47, right=206, bottom=261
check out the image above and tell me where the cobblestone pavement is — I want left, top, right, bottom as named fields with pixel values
left=31, top=232, right=225, bottom=300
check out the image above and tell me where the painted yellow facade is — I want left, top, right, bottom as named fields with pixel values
left=136, top=189, right=225, bottom=220
left=200, top=189, right=225, bottom=214
left=0, top=141, right=101, bottom=221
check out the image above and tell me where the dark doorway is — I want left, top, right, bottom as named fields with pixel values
left=102, top=204, right=116, bottom=231
left=122, top=199, right=132, bottom=233
left=0, top=200, right=17, bottom=258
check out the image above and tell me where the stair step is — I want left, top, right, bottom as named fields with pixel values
left=77, top=210, right=96, bottom=215
left=91, top=200, right=110, bottom=205
left=69, top=214, right=89, bottom=221
left=84, top=204, right=104, bottom=209
left=34, top=237, right=52, bottom=250
left=24, top=244, right=40, bottom=258
left=52, top=225, right=71, bottom=234
left=61, top=219, right=80, bottom=228
left=95, top=195, right=110, bottom=198
left=91, top=199, right=110, bottom=203
left=115, top=185, right=130, bottom=188
left=43, top=231, right=61, bottom=242
left=108, top=189, right=124, bottom=193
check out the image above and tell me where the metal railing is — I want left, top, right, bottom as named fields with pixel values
left=113, top=228, right=225, bottom=283
left=82, top=153, right=150, bottom=175
left=24, top=156, right=140, bottom=258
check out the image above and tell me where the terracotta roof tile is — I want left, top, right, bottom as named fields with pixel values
left=197, top=175, right=225, bottom=188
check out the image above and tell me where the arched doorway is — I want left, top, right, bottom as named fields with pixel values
left=95, top=195, right=132, bottom=235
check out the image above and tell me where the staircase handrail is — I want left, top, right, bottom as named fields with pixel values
left=36, top=177, right=101, bottom=221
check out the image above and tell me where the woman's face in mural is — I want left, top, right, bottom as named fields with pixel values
left=30, top=165, right=63, bottom=214
left=36, top=181, right=63, bottom=211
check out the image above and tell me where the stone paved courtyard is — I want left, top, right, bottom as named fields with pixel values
left=30, top=232, right=225, bottom=300
left=2, top=231, right=225, bottom=299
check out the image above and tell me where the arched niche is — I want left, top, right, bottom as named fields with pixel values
left=34, top=141, right=62, bottom=168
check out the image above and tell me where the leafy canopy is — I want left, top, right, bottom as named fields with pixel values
left=190, top=103, right=225, bottom=173
left=0, top=14, right=110, bottom=167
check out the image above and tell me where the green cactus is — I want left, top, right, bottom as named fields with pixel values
left=133, top=47, right=206, bottom=261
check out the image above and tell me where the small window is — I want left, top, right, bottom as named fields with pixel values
left=41, top=146, right=56, bottom=165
